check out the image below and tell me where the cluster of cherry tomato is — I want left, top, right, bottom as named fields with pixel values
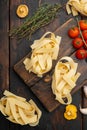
left=68, top=20, right=87, bottom=60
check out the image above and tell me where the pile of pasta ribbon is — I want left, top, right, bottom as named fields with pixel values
left=66, top=0, right=87, bottom=16
left=0, top=90, right=42, bottom=126
left=23, top=32, right=61, bottom=77
left=52, top=56, right=81, bottom=105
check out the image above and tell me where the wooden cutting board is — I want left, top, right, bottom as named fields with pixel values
left=14, top=18, right=87, bottom=112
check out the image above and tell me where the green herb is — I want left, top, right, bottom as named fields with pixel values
left=9, top=3, right=62, bottom=40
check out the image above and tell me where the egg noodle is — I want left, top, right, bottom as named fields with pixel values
left=66, top=0, right=87, bottom=16
left=23, top=32, right=61, bottom=77
left=0, top=90, right=42, bottom=126
left=52, top=56, right=81, bottom=105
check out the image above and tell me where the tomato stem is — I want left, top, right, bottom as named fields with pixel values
left=76, top=17, right=87, bottom=48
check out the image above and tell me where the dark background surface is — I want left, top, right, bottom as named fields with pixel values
left=0, top=0, right=87, bottom=130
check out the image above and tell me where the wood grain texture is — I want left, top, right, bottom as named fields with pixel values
left=0, top=0, right=86, bottom=130
left=0, top=0, right=10, bottom=130
left=0, top=0, right=9, bottom=95
left=80, top=15, right=87, bottom=130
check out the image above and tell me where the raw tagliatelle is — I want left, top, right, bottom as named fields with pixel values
left=66, top=0, right=87, bottom=16
left=23, top=32, right=61, bottom=77
left=52, top=56, right=81, bottom=105
left=0, top=90, right=42, bottom=126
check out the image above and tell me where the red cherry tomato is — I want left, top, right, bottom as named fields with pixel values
left=72, top=37, right=83, bottom=49
left=84, top=40, right=87, bottom=49
left=68, top=27, right=80, bottom=38
left=79, top=20, right=87, bottom=30
left=75, top=49, right=87, bottom=59
left=82, top=30, right=87, bottom=40
left=85, top=50, right=87, bottom=58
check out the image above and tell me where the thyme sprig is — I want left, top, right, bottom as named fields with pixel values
left=9, top=3, right=62, bottom=40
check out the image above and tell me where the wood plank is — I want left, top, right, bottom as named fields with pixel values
left=81, top=77, right=87, bottom=130
left=0, top=0, right=9, bottom=95
left=0, top=0, right=10, bottom=130
left=79, top=15, right=87, bottom=130
left=9, top=0, right=43, bottom=97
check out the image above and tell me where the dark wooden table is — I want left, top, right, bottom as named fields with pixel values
left=0, top=0, right=87, bottom=130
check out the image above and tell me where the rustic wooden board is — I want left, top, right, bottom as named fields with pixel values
left=14, top=18, right=87, bottom=112
left=14, top=18, right=76, bottom=87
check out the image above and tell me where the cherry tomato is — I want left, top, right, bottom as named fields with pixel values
left=79, top=20, right=87, bottom=30
left=85, top=50, right=87, bottom=58
left=82, top=30, right=87, bottom=40
left=72, top=37, right=83, bottom=49
left=68, top=27, right=80, bottom=38
left=75, top=49, right=87, bottom=59
left=83, top=40, right=87, bottom=49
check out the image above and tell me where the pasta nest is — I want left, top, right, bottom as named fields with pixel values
left=52, top=56, right=80, bottom=105
left=23, top=32, right=61, bottom=77
left=0, top=90, right=42, bottom=126
left=66, top=0, right=87, bottom=16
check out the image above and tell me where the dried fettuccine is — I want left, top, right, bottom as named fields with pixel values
left=66, top=0, right=87, bottom=16
left=23, top=32, right=61, bottom=77
left=0, top=90, right=42, bottom=126
left=52, top=56, right=81, bottom=105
